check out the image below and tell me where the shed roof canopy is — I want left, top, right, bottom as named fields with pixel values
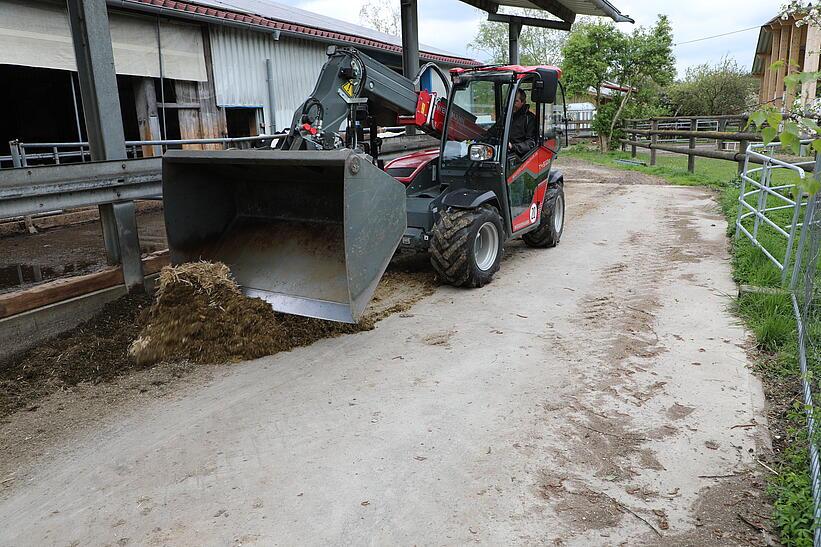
left=460, top=0, right=634, bottom=24
left=751, top=14, right=796, bottom=76
left=179, top=0, right=463, bottom=58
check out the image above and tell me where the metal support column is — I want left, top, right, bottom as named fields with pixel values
left=400, top=0, right=419, bottom=136
left=266, top=58, right=278, bottom=134
left=9, top=141, right=22, bottom=168
left=66, top=0, right=144, bottom=290
left=509, top=21, right=522, bottom=65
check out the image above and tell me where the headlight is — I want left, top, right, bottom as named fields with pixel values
left=469, top=144, right=495, bottom=162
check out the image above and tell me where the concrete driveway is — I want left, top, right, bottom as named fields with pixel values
left=0, top=169, right=773, bottom=546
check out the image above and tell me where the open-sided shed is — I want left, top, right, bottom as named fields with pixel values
left=753, top=13, right=821, bottom=110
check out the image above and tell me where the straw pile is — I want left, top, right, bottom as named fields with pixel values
left=130, top=261, right=368, bottom=365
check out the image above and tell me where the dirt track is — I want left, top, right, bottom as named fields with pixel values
left=0, top=159, right=774, bottom=545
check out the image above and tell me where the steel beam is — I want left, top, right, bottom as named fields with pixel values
left=508, top=20, right=522, bottom=64
left=400, top=0, right=420, bottom=136
left=528, top=0, right=576, bottom=23
left=66, top=0, right=144, bottom=289
left=0, top=159, right=162, bottom=218
left=488, top=12, right=572, bottom=31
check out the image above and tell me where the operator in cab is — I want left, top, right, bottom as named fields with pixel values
left=508, top=88, right=538, bottom=157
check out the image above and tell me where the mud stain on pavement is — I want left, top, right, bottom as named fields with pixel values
left=0, top=265, right=438, bottom=489
left=529, top=185, right=775, bottom=544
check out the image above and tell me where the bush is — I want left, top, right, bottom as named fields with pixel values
left=593, top=90, right=670, bottom=150
left=667, top=57, right=758, bottom=116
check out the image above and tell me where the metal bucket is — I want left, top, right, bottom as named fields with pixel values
left=162, top=149, right=406, bottom=323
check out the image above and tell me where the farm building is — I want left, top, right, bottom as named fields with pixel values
left=0, top=0, right=477, bottom=164
left=753, top=12, right=821, bottom=110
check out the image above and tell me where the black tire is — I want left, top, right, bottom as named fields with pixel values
left=430, top=204, right=504, bottom=288
left=523, top=183, right=565, bottom=248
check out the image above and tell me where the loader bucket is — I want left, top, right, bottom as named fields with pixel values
left=162, top=149, right=406, bottom=323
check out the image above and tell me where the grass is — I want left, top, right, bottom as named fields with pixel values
left=563, top=144, right=815, bottom=546
left=563, top=145, right=742, bottom=188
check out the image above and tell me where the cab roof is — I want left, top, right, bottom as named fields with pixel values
left=450, top=64, right=562, bottom=79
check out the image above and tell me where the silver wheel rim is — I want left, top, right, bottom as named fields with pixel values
left=554, top=194, right=564, bottom=233
left=474, top=221, right=500, bottom=271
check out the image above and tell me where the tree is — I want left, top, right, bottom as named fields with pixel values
left=591, top=85, right=670, bottom=147
left=561, top=19, right=622, bottom=112
left=470, top=9, right=567, bottom=66
left=359, top=0, right=400, bottom=36
left=667, top=58, right=758, bottom=116
left=561, top=16, right=675, bottom=150
left=603, top=15, right=676, bottom=149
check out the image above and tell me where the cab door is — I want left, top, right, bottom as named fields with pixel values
left=505, top=76, right=564, bottom=234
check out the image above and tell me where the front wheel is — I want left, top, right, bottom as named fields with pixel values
left=523, top=184, right=565, bottom=248
left=430, top=205, right=504, bottom=288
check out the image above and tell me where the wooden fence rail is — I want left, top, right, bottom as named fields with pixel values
left=619, top=115, right=758, bottom=174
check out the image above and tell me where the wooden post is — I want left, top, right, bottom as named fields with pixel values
left=767, top=26, right=781, bottom=104
left=198, top=27, right=227, bottom=150
left=174, top=81, right=203, bottom=150
left=630, top=120, right=637, bottom=158
left=132, top=77, right=161, bottom=157
left=650, top=119, right=658, bottom=166
left=738, top=140, right=749, bottom=175
left=716, top=119, right=726, bottom=150
left=786, top=22, right=803, bottom=108
left=802, top=23, right=821, bottom=106
left=688, top=119, right=697, bottom=173
left=775, top=25, right=791, bottom=109
left=768, top=25, right=781, bottom=106
left=762, top=53, right=773, bottom=105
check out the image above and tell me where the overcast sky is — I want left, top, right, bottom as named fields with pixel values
left=281, top=0, right=779, bottom=78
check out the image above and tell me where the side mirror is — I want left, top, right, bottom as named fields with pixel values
left=532, top=69, right=559, bottom=104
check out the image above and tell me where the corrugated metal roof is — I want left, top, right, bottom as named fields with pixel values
left=118, top=0, right=480, bottom=66
left=752, top=27, right=773, bottom=76
left=196, top=0, right=457, bottom=57
left=750, top=15, right=793, bottom=76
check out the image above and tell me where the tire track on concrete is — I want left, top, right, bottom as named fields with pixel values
left=521, top=185, right=773, bottom=545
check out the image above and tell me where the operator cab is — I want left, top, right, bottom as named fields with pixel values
left=437, top=65, right=566, bottom=236
left=396, top=64, right=567, bottom=259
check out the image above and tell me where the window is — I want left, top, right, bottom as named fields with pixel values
left=542, top=81, right=566, bottom=138
left=442, top=79, right=510, bottom=165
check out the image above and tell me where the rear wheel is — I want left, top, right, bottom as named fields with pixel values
left=430, top=205, right=504, bottom=287
left=523, top=184, right=565, bottom=248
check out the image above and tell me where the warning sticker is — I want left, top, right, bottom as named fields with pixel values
left=341, top=80, right=355, bottom=97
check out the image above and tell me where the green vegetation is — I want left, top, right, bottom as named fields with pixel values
left=561, top=17, right=675, bottom=150
left=469, top=8, right=567, bottom=66
left=666, top=58, right=758, bottom=117
left=563, top=145, right=815, bottom=546
left=563, top=145, right=742, bottom=187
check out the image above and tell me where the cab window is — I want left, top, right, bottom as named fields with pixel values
left=542, top=81, right=565, bottom=141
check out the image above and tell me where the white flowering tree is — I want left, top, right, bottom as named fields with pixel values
left=748, top=1, right=821, bottom=194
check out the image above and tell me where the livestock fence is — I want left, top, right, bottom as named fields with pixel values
left=792, top=181, right=821, bottom=547
left=1, top=135, right=279, bottom=169
left=620, top=115, right=762, bottom=175
left=1, top=126, right=417, bottom=169
left=737, top=142, right=821, bottom=545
